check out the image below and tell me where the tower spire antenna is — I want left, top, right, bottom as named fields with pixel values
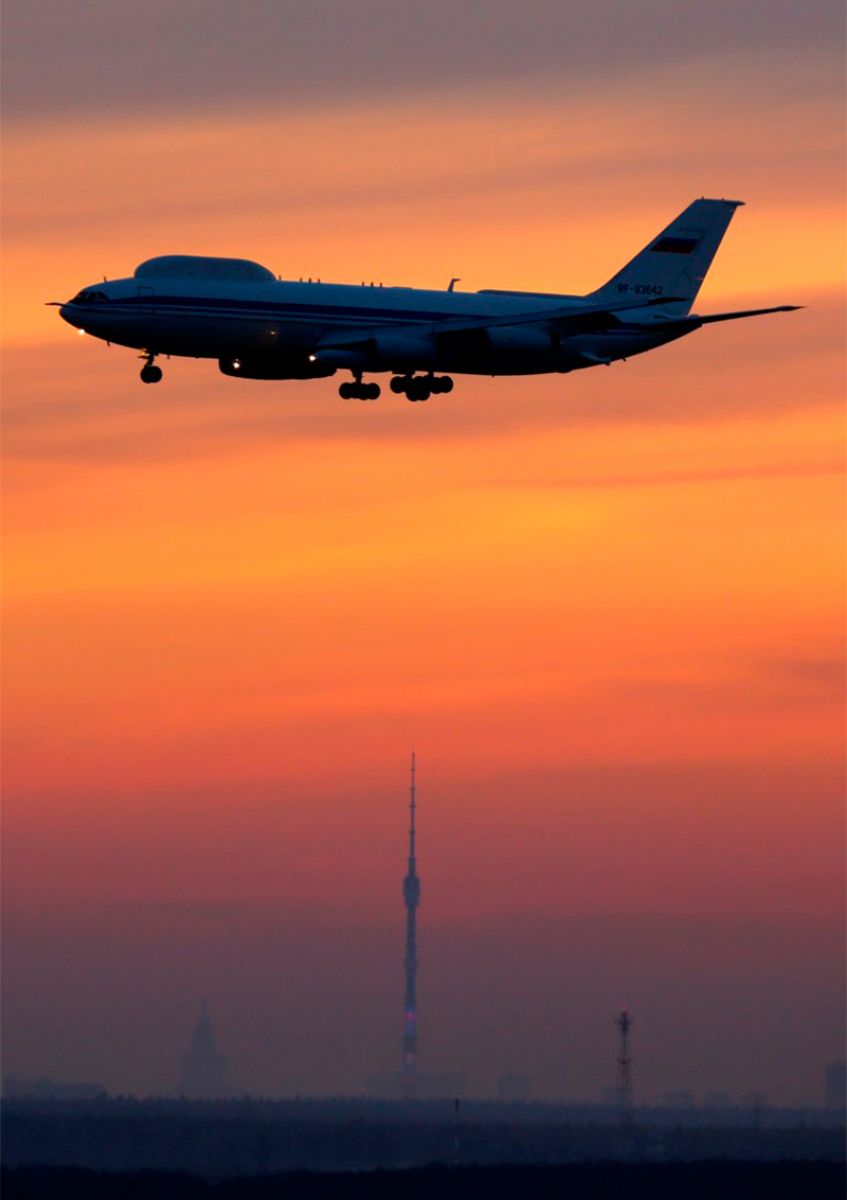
left=409, top=750, right=416, bottom=860
left=402, top=751, right=421, bottom=1092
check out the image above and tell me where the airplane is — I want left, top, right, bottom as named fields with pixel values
left=55, top=199, right=799, bottom=402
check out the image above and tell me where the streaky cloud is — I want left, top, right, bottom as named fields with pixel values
left=3, top=0, right=844, bottom=121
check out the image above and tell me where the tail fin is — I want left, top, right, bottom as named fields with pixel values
left=588, top=198, right=744, bottom=316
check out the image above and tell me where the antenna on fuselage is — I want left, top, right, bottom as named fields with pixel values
left=447, top=278, right=461, bottom=292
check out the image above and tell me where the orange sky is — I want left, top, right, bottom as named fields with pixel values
left=2, top=7, right=844, bottom=1102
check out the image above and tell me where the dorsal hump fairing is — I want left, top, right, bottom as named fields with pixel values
left=589, top=198, right=744, bottom=316
left=134, top=255, right=275, bottom=283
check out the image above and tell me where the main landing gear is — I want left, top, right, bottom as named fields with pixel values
left=339, top=378, right=380, bottom=400
left=139, top=353, right=163, bottom=384
left=338, top=372, right=454, bottom=402
left=390, top=374, right=453, bottom=401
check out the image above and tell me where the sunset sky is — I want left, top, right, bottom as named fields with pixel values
left=2, top=1, right=844, bottom=1104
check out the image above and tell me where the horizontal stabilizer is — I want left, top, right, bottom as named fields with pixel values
left=664, top=304, right=802, bottom=331
left=688, top=304, right=802, bottom=325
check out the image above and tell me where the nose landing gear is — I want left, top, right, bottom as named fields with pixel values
left=139, top=353, right=163, bottom=384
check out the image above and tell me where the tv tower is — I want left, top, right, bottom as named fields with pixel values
left=402, top=752, right=421, bottom=1090
left=616, top=1008, right=634, bottom=1124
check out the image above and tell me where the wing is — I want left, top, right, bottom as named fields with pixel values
left=316, top=295, right=681, bottom=352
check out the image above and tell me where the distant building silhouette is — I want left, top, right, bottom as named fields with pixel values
left=703, top=1091, right=732, bottom=1109
left=825, top=1061, right=845, bottom=1110
left=665, top=1090, right=695, bottom=1109
left=179, top=1003, right=235, bottom=1098
left=740, top=1090, right=768, bottom=1127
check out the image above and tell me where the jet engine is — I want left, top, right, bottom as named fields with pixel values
left=371, top=334, right=437, bottom=368
left=316, top=334, right=437, bottom=370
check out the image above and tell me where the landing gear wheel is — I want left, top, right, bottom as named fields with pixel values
left=407, top=380, right=430, bottom=402
left=389, top=376, right=406, bottom=394
left=341, top=380, right=380, bottom=400
left=440, top=375, right=454, bottom=393
left=140, top=365, right=163, bottom=384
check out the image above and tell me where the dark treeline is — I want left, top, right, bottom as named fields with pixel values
left=2, top=1098, right=843, bottom=1175
left=3, top=1094, right=843, bottom=1126
left=2, top=1162, right=846, bottom=1200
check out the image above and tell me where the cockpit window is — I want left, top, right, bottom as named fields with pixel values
left=70, top=290, right=108, bottom=303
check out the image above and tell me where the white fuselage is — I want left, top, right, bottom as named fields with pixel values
left=60, top=274, right=686, bottom=379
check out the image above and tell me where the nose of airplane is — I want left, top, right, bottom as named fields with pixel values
left=45, top=300, right=78, bottom=326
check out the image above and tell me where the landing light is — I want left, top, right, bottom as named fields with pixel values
left=232, top=358, right=241, bottom=370
left=78, top=329, right=86, bottom=336
left=308, top=354, right=317, bottom=362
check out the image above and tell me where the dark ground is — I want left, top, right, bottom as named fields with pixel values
left=2, top=1098, right=843, bottom=1175
left=3, top=1162, right=846, bottom=1200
